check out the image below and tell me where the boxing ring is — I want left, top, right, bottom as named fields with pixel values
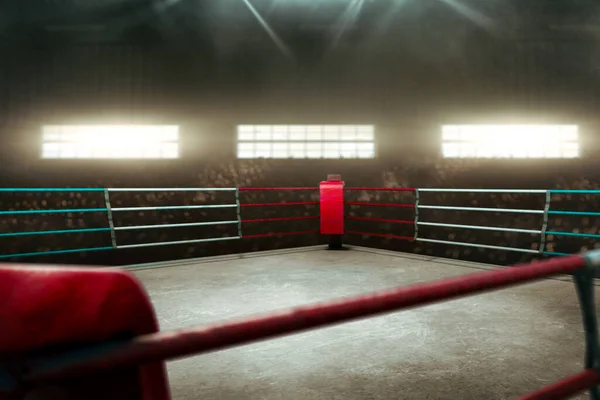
left=1, top=178, right=600, bottom=399
left=0, top=184, right=598, bottom=260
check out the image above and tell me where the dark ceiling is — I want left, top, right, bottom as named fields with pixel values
left=1, top=0, right=600, bottom=48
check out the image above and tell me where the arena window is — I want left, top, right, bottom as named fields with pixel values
left=236, top=125, right=375, bottom=159
left=41, top=125, right=179, bottom=159
left=441, top=125, right=579, bottom=159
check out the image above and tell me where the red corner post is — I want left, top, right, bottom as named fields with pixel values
left=320, top=174, right=345, bottom=249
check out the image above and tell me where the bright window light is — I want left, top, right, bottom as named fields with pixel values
left=41, top=125, right=180, bottom=159
left=237, top=125, right=375, bottom=159
left=441, top=125, right=579, bottom=159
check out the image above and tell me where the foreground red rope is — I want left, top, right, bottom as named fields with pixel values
left=23, top=255, right=585, bottom=383
left=346, top=216, right=414, bottom=225
left=241, top=202, right=319, bottom=207
left=345, top=202, right=415, bottom=208
left=242, top=216, right=319, bottom=224
left=517, top=369, right=600, bottom=400
left=346, top=231, right=414, bottom=241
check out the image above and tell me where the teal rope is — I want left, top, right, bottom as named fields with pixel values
left=0, top=188, right=104, bottom=192
left=546, top=231, right=600, bottom=239
left=0, top=208, right=108, bottom=215
left=543, top=251, right=571, bottom=256
left=550, top=190, right=600, bottom=194
left=0, top=228, right=111, bottom=238
left=0, top=246, right=113, bottom=259
left=548, top=210, right=600, bottom=217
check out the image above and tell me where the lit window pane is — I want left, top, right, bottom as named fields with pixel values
left=255, top=142, right=271, bottom=158
left=564, top=149, right=579, bottom=158
left=162, top=126, right=179, bottom=141
left=238, top=142, right=254, bottom=158
left=272, top=126, right=289, bottom=141
left=272, top=151, right=287, bottom=159
left=289, top=143, right=305, bottom=158
left=238, top=150, right=253, bottom=159
left=237, top=125, right=254, bottom=141
left=476, top=144, right=494, bottom=158
left=340, top=126, right=357, bottom=141
left=43, top=126, right=61, bottom=141
left=43, top=142, right=60, bottom=152
left=75, top=146, right=93, bottom=158
left=144, top=146, right=162, bottom=159
left=442, top=143, right=459, bottom=158
left=236, top=125, right=375, bottom=159
left=272, top=142, right=288, bottom=158
left=42, top=125, right=180, bottom=159
left=545, top=145, right=561, bottom=158
left=289, top=126, right=306, bottom=141
left=564, top=142, right=579, bottom=151
left=357, top=142, right=375, bottom=158
left=162, top=143, right=178, bottom=159
left=495, top=143, right=512, bottom=158
left=306, top=126, right=322, bottom=141
left=340, top=142, right=356, bottom=158
left=561, top=125, right=578, bottom=141
left=323, top=142, right=340, bottom=158
left=42, top=142, right=60, bottom=158
left=306, top=142, right=322, bottom=158
left=357, top=126, right=374, bottom=141
left=238, top=143, right=254, bottom=153
left=323, top=126, right=340, bottom=141
left=59, top=143, right=76, bottom=158
left=459, top=143, right=476, bottom=158
left=255, top=125, right=272, bottom=141
left=442, top=125, right=579, bottom=159
left=563, top=143, right=579, bottom=157
left=442, top=125, right=460, bottom=141
left=511, top=145, right=527, bottom=158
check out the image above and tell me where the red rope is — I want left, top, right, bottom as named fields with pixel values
left=346, top=231, right=414, bottom=241
left=242, top=230, right=319, bottom=239
left=239, top=187, right=318, bottom=191
left=241, top=202, right=319, bottom=207
left=517, top=369, right=600, bottom=400
left=242, top=216, right=319, bottom=223
left=345, top=202, right=415, bottom=208
left=345, top=187, right=416, bottom=192
left=346, top=216, right=414, bottom=225
left=25, top=255, right=585, bottom=383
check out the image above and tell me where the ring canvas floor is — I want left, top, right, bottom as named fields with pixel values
left=129, top=246, right=594, bottom=400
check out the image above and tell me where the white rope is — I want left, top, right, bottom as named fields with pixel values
left=417, top=221, right=542, bottom=234
left=114, top=220, right=238, bottom=231
left=418, top=189, right=547, bottom=194
left=111, top=204, right=237, bottom=212
left=107, top=188, right=236, bottom=192
left=117, top=236, right=241, bottom=249
left=418, top=205, right=545, bottom=214
left=416, top=238, right=539, bottom=254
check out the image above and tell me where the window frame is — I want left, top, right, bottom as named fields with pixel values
left=236, top=125, right=376, bottom=159
left=441, top=125, right=580, bottom=159
left=40, top=125, right=181, bottom=160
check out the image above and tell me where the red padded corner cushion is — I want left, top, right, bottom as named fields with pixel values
left=0, top=264, right=170, bottom=400
left=320, top=180, right=345, bottom=235
left=0, top=265, right=158, bottom=352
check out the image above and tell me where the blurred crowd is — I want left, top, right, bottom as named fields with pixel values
left=1, top=156, right=599, bottom=267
